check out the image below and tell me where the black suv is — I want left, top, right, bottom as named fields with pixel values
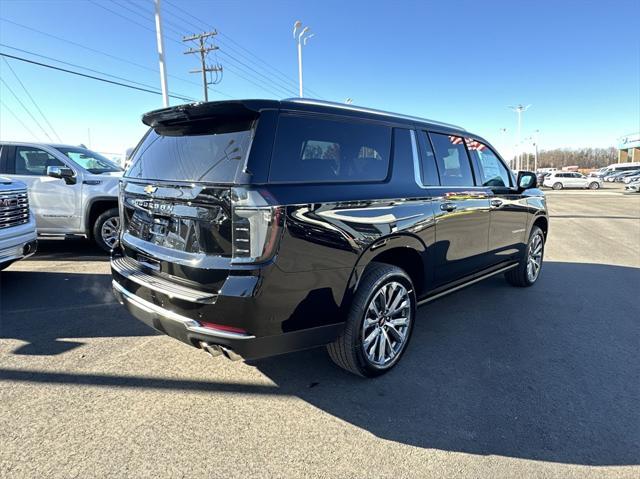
left=111, top=99, right=548, bottom=377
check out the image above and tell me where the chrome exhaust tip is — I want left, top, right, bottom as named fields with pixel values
left=199, top=341, right=223, bottom=358
left=199, top=342, right=241, bottom=361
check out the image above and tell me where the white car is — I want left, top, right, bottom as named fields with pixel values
left=0, top=176, right=37, bottom=271
left=0, top=142, right=123, bottom=251
left=624, top=180, right=640, bottom=193
left=543, top=172, right=602, bottom=190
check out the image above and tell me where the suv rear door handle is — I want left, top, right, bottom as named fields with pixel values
left=490, top=199, right=504, bottom=208
left=440, top=202, right=457, bottom=212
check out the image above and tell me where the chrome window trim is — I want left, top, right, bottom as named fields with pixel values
left=409, top=129, right=426, bottom=189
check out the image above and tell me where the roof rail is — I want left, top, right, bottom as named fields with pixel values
left=282, top=98, right=466, bottom=131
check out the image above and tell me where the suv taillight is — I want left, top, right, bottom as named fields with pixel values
left=232, top=205, right=283, bottom=263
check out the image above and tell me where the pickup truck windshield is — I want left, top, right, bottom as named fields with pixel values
left=55, top=147, right=123, bottom=174
left=125, top=128, right=252, bottom=183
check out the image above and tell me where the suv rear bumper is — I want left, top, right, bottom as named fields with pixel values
left=111, top=256, right=344, bottom=360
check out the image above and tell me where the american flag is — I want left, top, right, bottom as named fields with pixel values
left=448, top=136, right=486, bottom=151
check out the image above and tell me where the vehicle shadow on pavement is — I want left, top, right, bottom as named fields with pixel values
left=250, top=261, right=640, bottom=466
left=0, top=269, right=154, bottom=355
left=28, top=238, right=109, bottom=262
left=1, top=261, right=638, bottom=466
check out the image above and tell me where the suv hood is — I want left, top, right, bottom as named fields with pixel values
left=0, top=176, right=26, bottom=191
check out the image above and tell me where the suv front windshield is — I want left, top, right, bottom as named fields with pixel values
left=55, top=147, right=123, bottom=174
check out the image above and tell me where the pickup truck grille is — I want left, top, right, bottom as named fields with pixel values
left=0, top=189, right=30, bottom=229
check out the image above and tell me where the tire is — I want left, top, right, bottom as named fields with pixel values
left=552, top=182, right=563, bottom=190
left=589, top=182, right=600, bottom=190
left=327, top=262, right=416, bottom=377
left=505, top=226, right=545, bottom=287
left=93, top=208, right=120, bottom=252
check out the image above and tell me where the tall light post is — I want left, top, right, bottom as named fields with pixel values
left=293, top=21, right=314, bottom=97
left=508, top=104, right=531, bottom=170
left=533, top=129, right=540, bottom=172
left=154, top=0, right=169, bottom=107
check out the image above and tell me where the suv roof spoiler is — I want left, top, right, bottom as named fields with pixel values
left=142, top=100, right=276, bottom=129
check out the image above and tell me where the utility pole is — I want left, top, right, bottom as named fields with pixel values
left=154, top=0, right=170, bottom=107
left=183, top=31, right=223, bottom=102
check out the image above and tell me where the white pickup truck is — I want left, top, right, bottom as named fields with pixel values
left=0, top=142, right=123, bottom=251
left=0, top=176, right=37, bottom=271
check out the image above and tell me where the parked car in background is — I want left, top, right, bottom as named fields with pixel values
left=624, top=180, right=640, bottom=193
left=588, top=167, right=608, bottom=177
left=0, top=176, right=37, bottom=271
left=599, top=162, right=640, bottom=179
left=0, top=142, right=123, bottom=251
left=605, top=171, right=628, bottom=182
left=111, top=98, right=548, bottom=377
left=614, top=169, right=640, bottom=182
left=622, top=173, right=640, bottom=184
left=542, top=171, right=602, bottom=190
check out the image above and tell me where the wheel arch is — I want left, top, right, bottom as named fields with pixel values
left=532, top=215, right=548, bottom=240
left=341, top=233, right=427, bottom=311
left=86, top=197, right=118, bottom=236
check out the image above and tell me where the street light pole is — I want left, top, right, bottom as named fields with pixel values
left=508, top=104, right=531, bottom=170
left=293, top=21, right=314, bottom=98
left=154, top=0, right=169, bottom=107
left=533, top=129, right=540, bottom=172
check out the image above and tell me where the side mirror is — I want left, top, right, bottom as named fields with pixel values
left=517, top=170, right=537, bottom=192
left=47, top=166, right=76, bottom=184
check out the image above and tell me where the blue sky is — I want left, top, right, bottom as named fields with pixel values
left=0, top=0, right=638, bottom=160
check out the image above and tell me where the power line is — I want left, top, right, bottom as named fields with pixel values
left=163, top=0, right=325, bottom=98
left=0, top=52, right=195, bottom=101
left=0, top=18, right=214, bottom=91
left=0, top=44, right=196, bottom=102
left=0, top=98, right=41, bottom=140
left=94, top=1, right=294, bottom=98
left=87, top=0, right=156, bottom=34
left=0, top=77, right=53, bottom=141
left=2, top=57, right=62, bottom=142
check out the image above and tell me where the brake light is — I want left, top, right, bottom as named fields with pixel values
left=232, top=205, right=283, bottom=263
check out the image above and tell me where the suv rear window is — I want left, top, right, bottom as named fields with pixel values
left=269, top=115, right=391, bottom=183
left=125, top=128, right=253, bottom=183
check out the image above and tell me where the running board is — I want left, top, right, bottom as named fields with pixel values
left=418, top=263, right=518, bottom=306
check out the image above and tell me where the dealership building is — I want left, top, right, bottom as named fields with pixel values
left=618, top=132, right=640, bottom=162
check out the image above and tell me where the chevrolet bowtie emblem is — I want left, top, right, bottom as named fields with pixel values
left=144, top=185, right=158, bottom=195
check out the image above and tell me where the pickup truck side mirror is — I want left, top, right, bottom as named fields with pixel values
left=46, top=166, right=76, bottom=185
left=517, top=170, right=537, bottom=192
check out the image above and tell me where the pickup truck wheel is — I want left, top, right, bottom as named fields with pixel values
left=552, top=182, right=563, bottom=190
left=327, top=262, right=416, bottom=377
left=93, top=208, right=120, bottom=252
left=505, top=226, right=544, bottom=287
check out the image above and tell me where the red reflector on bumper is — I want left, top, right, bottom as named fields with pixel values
left=199, top=321, right=247, bottom=334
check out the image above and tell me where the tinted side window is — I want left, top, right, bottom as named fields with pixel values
left=429, top=133, right=474, bottom=186
left=466, top=139, right=511, bottom=187
left=270, top=115, right=391, bottom=183
left=417, top=131, right=440, bottom=186
left=14, top=146, right=65, bottom=176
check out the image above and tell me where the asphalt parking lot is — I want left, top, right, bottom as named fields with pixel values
left=1, top=188, right=639, bottom=478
